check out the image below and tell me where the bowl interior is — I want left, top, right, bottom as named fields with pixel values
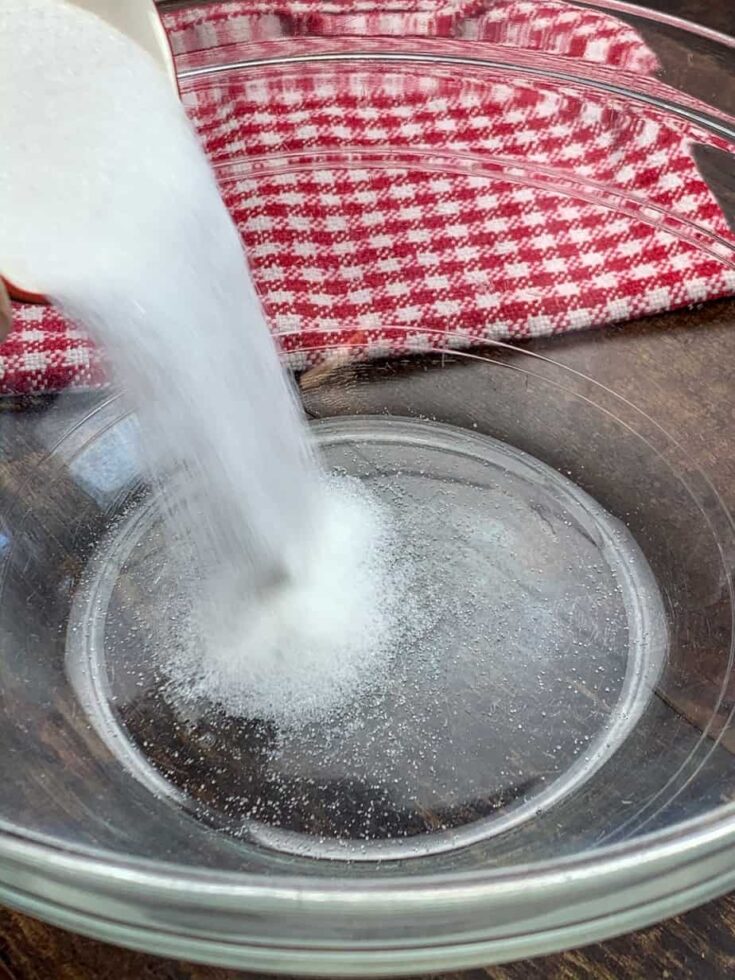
left=2, top=0, right=735, bottom=896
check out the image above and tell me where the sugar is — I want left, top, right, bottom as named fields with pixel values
left=0, top=0, right=400, bottom=727
left=167, top=476, right=409, bottom=729
left=1, top=0, right=317, bottom=584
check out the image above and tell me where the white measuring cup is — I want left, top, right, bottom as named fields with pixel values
left=0, top=0, right=177, bottom=332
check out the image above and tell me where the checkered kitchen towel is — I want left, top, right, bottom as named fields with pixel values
left=2, top=0, right=734, bottom=392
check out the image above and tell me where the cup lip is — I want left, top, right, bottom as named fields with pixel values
left=1, top=276, right=47, bottom=306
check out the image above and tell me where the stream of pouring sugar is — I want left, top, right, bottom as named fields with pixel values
left=0, top=0, right=404, bottom=726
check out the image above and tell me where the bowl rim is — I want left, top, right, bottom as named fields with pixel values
left=0, top=801, right=734, bottom=906
left=3, top=0, right=735, bottom=948
left=581, top=0, right=735, bottom=46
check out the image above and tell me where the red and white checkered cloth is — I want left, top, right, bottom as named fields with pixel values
left=3, top=0, right=734, bottom=392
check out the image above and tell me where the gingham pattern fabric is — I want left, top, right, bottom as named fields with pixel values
left=2, top=0, right=734, bottom=392
left=460, top=0, right=659, bottom=72
left=164, top=0, right=657, bottom=71
left=166, top=0, right=488, bottom=53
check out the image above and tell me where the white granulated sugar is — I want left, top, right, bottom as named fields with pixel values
left=1, top=0, right=403, bottom=726
left=168, top=476, right=410, bottom=728
left=0, top=0, right=316, bottom=585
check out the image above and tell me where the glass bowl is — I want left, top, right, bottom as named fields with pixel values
left=1, top=0, right=735, bottom=972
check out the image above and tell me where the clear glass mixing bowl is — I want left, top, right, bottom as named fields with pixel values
left=1, top=0, right=735, bottom=972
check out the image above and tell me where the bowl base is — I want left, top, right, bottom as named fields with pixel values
left=66, top=417, right=666, bottom=861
